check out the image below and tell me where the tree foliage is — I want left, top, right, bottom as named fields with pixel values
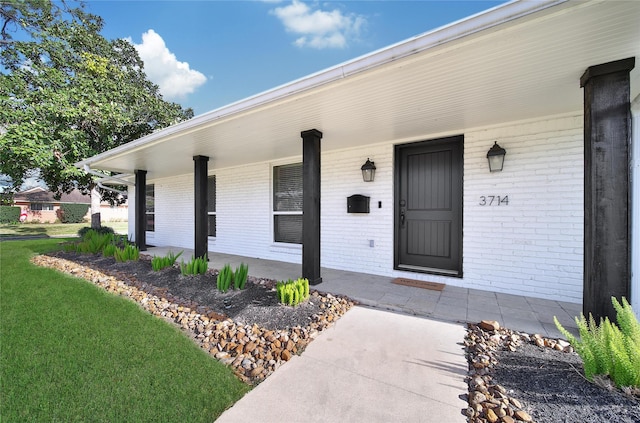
left=0, top=0, right=193, bottom=202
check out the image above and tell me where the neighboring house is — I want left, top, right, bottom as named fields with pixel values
left=13, top=187, right=128, bottom=223
left=78, top=0, right=640, bottom=320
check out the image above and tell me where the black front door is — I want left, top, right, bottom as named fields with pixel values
left=395, top=136, right=463, bottom=276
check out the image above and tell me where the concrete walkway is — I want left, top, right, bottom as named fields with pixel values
left=145, top=247, right=581, bottom=422
left=146, top=247, right=581, bottom=338
left=216, top=307, right=467, bottom=423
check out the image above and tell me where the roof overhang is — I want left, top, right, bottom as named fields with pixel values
left=78, top=0, right=640, bottom=182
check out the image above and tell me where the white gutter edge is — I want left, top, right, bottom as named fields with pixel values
left=631, top=93, right=640, bottom=318
left=97, top=182, right=127, bottom=196
left=82, top=165, right=133, bottom=186
left=75, top=0, right=568, bottom=169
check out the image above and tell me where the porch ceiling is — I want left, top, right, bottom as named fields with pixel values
left=80, top=0, right=640, bottom=183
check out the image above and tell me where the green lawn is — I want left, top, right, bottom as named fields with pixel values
left=0, top=239, right=249, bottom=422
left=0, top=221, right=128, bottom=237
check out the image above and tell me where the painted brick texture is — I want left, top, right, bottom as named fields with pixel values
left=463, top=115, right=583, bottom=302
left=143, top=113, right=584, bottom=303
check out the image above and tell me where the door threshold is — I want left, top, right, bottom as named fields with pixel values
left=397, top=264, right=461, bottom=277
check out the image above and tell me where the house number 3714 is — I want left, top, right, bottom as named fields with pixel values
left=479, top=195, right=509, bottom=206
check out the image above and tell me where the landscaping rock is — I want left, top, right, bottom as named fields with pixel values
left=479, top=320, right=500, bottom=332
left=464, top=320, right=640, bottom=423
left=31, top=253, right=355, bottom=384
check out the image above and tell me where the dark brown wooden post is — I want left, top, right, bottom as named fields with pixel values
left=580, top=57, right=635, bottom=322
left=301, top=129, right=322, bottom=285
left=194, top=155, right=209, bottom=260
left=134, top=169, right=147, bottom=251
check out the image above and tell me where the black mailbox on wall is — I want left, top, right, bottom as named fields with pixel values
left=347, top=194, right=370, bottom=213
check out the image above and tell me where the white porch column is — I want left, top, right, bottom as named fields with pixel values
left=632, top=93, right=640, bottom=319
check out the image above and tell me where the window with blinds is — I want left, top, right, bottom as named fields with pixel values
left=31, top=203, right=54, bottom=211
left=207, top=175, right=216, bottom=237
left=273, top=163, right=302, bottom=244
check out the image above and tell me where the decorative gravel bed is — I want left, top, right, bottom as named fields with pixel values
left=32, top=252, right=354, bottom=384
left=464, top=320, right=640, bottom=423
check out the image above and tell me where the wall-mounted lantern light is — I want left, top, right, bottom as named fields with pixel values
left=361, top=158, right=376, bottom=182
left=487, top=142, right=506, bottom=172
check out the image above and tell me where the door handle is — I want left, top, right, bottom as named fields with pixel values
left=400, top=209, right=406, bottom=228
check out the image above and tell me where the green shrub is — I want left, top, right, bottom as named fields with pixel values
left=113, top=244, right=140, bottom=262
left=76, top=230, right=114, bottom=254
left=216, top=264, right=233, bottom=292
left=555, top=297, right=640, bottom=388
left=59, top=203, right=89, bottom=223
left=0, top=206, right=20, bottom=223
left=151, top=251, right=183, bottom=271
left=78, top=226, right=115, bottom=238
left=180, top=256, right=208, bottom=276
left=276, top=278, right=310, bottom=306
left=234, top=263, right=248, bottom=290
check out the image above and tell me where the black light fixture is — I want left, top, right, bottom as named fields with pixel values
left=487, top=142, right=506, bottom=172
left=361, top=158, right=376, bottom=182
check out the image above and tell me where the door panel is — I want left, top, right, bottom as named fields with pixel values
left=396, top=136, right=463, bottom=275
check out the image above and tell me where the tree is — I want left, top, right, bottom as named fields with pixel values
left=0, top=0, right=193, bottom=227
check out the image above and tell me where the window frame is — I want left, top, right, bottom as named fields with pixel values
left=145, top=184, right=155, bottom=232
left=207, top=175, right=216, bottom=238
left=30, top=203, right=54, bottom=211
left=272, top=162, right=303, bottom=245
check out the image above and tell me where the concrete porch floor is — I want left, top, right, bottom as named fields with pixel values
left=145, top=246, right=580, bottom=338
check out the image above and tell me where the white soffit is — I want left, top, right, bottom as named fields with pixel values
left=80, top=0, right=640, bottom=181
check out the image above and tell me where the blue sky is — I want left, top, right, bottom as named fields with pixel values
left=87, top=1, right=506, bottom=116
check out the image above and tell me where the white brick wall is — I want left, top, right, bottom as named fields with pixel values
left=142, top=161, right=303, bottom=263
left=151, top=175, right=194, bottom=249
left=140, top=113, right=584, bottom=303
left=321, top=145, right=395, bottom=274
left=213, top=162, right=299, bottom=262
left=462, top=114, right=583, bottom=302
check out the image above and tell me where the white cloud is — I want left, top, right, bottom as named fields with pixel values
left=131, top=29, right=207, bottom=100
left=271, top=1, right=365, bottom=49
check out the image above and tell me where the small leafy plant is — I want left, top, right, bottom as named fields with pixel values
left=151, top=251, right=183, bottom=271
left=217, top=264, right=233, bottom=292
left=276, top=278, right=310, bottom=306
left=555, top=297, right=640, bottom=388
left=181, top=256, right=208, bottom=276
left=234, top=263, right=248, bottom=290
left=113, top=244, right=140, bottom=262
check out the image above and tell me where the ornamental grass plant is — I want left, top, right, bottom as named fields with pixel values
left=216, top=264, right=233, bottom=292
left=234, top=263, right=249, bottom=290
left=75, top=229, right=114, bottom=254
left=113, top=244, right=140, bottom=262
left=151, top=251, right=183, bottom=271
left=181, top=255, right=208, bottom=276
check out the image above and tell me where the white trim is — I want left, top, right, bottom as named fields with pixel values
left=272, top=161, right=303, bottom=245
left=631, top=93, right=640, bottom=319
left=207, top=174, right=216, bottom=239
left=146, top=183, right=155, bottom=233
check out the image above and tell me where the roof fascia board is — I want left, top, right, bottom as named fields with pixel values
left=76, top=0, right=568, bottom=170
